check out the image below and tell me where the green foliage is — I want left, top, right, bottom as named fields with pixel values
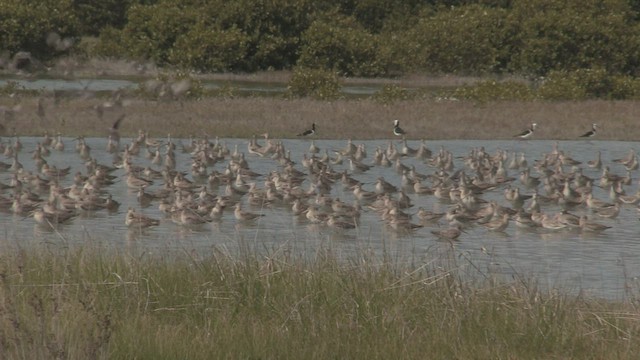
left=508, top=0, right=640, bottom=76
left=450, top=80, right=536, bottom=102
left=297, top=13, right=388, bottom=77
left=335, top=0, right=424, bottom=33
left=445, top=69, right=640, bottom=102
left=91, top=0, right=313, bottom=72
left=91, top=27, right=129, bottom=59
left=537, top=68, right=640, bottom=100
left=169, top=24, right=250, bottom=72
left=116, top=2, right=199, bottom=65
left=0, top=0, right=80, bottom=61
left=535, top=73, right=588, bottom=101
left=5, top=0, right=640, bottom=96
left=0, top=80, right=25, bottom=95
left=608, top=75, right=640, bottom=99
left=210, top=83, right=239, bottom=99
left=401, top=5, right=510, bottom=75
left=209, top=0, right=313, bottom=71
left=372, top=84, right=416, bottom=104
left=72, top=0, right=133, bottom=36
left=287, top=67, right=341, bottom=100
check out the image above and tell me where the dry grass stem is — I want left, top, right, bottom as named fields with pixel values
left=0, top=245, right=638, bottom=359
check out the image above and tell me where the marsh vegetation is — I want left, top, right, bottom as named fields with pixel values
left=1, top=244, right=639, bottom=359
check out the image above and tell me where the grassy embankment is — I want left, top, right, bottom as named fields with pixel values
left=1, top=67, right=639, bottom=140
left=1, top=244, right=639, bottom=359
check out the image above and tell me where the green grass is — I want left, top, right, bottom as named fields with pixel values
left=0, top=244, right=638, bottom=359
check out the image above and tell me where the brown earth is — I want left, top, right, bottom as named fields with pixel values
left=1, top=96, right=639, bottom=141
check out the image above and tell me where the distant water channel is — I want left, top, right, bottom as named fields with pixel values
left=0, top=135, right=639, bottom=300
left=0, top=77, right=385, bottom=97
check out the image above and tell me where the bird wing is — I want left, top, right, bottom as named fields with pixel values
left=112, top=114, right=125, bottom=130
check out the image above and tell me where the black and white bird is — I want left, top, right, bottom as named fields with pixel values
left=514, top=123, right=537, bottom=139
left=297, top=123, right=316, bottom=136
left=579, top=123, right=598, bottom=138
left=393, top=119, right=405, bottom=136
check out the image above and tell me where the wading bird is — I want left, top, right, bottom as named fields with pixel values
left=514, top=123, right=537, bottom=139
left=297, top=123, right=316, bottom=136
left=431, top=224, right=463, bottom=241
left=125, top=207, right=160, bottom=228
left=579, top=123, right=598, bottom=138
left=393, top=120, right=405, bottom=136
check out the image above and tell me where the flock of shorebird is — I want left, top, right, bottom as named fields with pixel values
left=0, top=117, right=633, bottom=243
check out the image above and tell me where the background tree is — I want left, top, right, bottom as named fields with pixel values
left=4, top=0, right=640, bottom=87
left=0, top=0, right=79, bottom=61
left=72, top=0, right=134, bottom=36
left=508, top=0, right=640, bottom=76
left=399, top=5, right=510, bottom=74
left=297, top=12, right=387, bottom=77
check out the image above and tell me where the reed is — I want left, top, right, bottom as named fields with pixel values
left=0, top=243, right=638, bottom=359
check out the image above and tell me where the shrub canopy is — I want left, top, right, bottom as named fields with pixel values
left=3, top=0, right=640, bottom=81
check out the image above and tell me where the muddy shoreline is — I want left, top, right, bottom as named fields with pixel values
left=1, top=96, right=638, bottom=141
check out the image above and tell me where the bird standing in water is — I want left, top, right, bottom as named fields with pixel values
left=431, top=224, right=463, bottom=241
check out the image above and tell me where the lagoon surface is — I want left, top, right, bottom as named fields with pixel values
left=0, top=77, right=385, bottom=97
left=0, top=135, right=638, bottom=300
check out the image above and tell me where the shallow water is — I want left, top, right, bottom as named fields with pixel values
left=0, top=77, right=384, bottom=97
left=0, top=136, right=638, bottom=299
